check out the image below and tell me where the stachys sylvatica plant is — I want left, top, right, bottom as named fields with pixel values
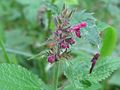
left=0, top=4, right=119, bottom=90
left=46, top=6, right=98, bottom=74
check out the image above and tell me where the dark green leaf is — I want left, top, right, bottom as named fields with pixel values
left=0, top=63, right=49, bottom=90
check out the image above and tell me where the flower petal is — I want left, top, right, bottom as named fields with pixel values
left=75, top=30, right=81, bottom=38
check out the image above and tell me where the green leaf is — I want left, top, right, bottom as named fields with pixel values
left=62, top=57, right=101, bottom=90
left=71, top=10, right=96, bottom=24
left=84, top=82, right=101, bottom=90
left=63, top=82, right=101, bottom=90
left=108, top=69, right=120, bottom=86
left=71, top=11, right=101, bottom=46
left=89, top=57, right=120, bottom=82
left=97, top=21, right=109, bottom=31
left=100, top=26, right=117, bottom=57
left=63, top=55, right=91, bottom=89
left=81, top=19, right=101, bottom=46
left=64, top=84, right=79, bottom=90
left=0, top=63, right=48, bottom=90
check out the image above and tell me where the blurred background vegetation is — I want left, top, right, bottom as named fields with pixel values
left=0, top=0, right=120, bottom=90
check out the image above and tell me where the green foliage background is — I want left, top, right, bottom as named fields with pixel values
left=0, top=0, right=120, bottom=90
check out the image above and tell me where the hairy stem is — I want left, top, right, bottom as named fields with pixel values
left=53, top=61, right=59, bottom=90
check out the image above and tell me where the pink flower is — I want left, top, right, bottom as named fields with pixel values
left=73, top=26, right=80, bottom=31
left=79, top=22, right=87, bottom=28
left=67, top=29, right=74, bottom=32
left=75, top=30, right=81, bottom=38
left=73, top=24, right=81, bottom=38
left=56, top=30, right=62, bottom=35
left=73, top=25, right=81, bottom=38
left=72, top=22, right=87, bottom=38
left=48, top=55, right=56, bottom=63
left=69, top=38, right=75, bottom=44
left=61, top=42, right=69, bottom=48
left=66, top=44, right=69, bottom=48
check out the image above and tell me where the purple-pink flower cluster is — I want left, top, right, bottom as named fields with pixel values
left=48, top=22, right=87, bottom=63
left=47, top=8, right=87, bottom=63
left=73, top=22, right=87, bottom=38
left=47, top=6, right=100, bottom=74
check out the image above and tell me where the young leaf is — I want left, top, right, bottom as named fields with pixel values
left=89, top=57, right=120, bottom=82
left=71, top=11, right=101, bottom=46
left=100, top=26, right=117, bottom=57
left=108, top=69, right=120, bottom=86
left=63, top=56, right=91, bottom=89
left=0, top=64, right=49, bottom=90
left=63, top=83, right=79, bottom=90
left=96, top=21, right=109, bottom=31
left=81, top=19, right=101, bottom=46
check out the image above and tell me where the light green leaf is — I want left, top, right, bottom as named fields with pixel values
left=100, top=26, right=117, bottom=57
left=0, top=63, right=48, bottom=90
left=108, top=69, right=120, bottom=86
left=64, top=84, right=79, bottom=90
left=81, top=19, right=101, bottom=46
left=97, top=21, right=109, bottom=31
left=63, top=82, right=101, bottom=90
left=89, top=57, right=120, bottom=82
left=63, top=57, right=101, bottom=90
left=63, top=55, right=91, bottom=89
left=71, top=10, right=96, bottom=24
left=71, top=11, right=101, bottom=46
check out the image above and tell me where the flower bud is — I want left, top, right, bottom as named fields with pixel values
left=91, top=53, right=100, bottom=62
left=73, top=26, right=80, bottom=31
left=75, top=30, right=81, bottom=38
left=66, top=44, right=70, bottom=48
left=56, top=30, right=62, bottom=35
left=69, top=38, right=75, bottom=44
left=61, top=42, right=69, bottom=49
left=89, top=53, right=100, bottom=74
left=48, top=55, right=56, bottom=63
left=79, top=22, right=87, bottom=28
